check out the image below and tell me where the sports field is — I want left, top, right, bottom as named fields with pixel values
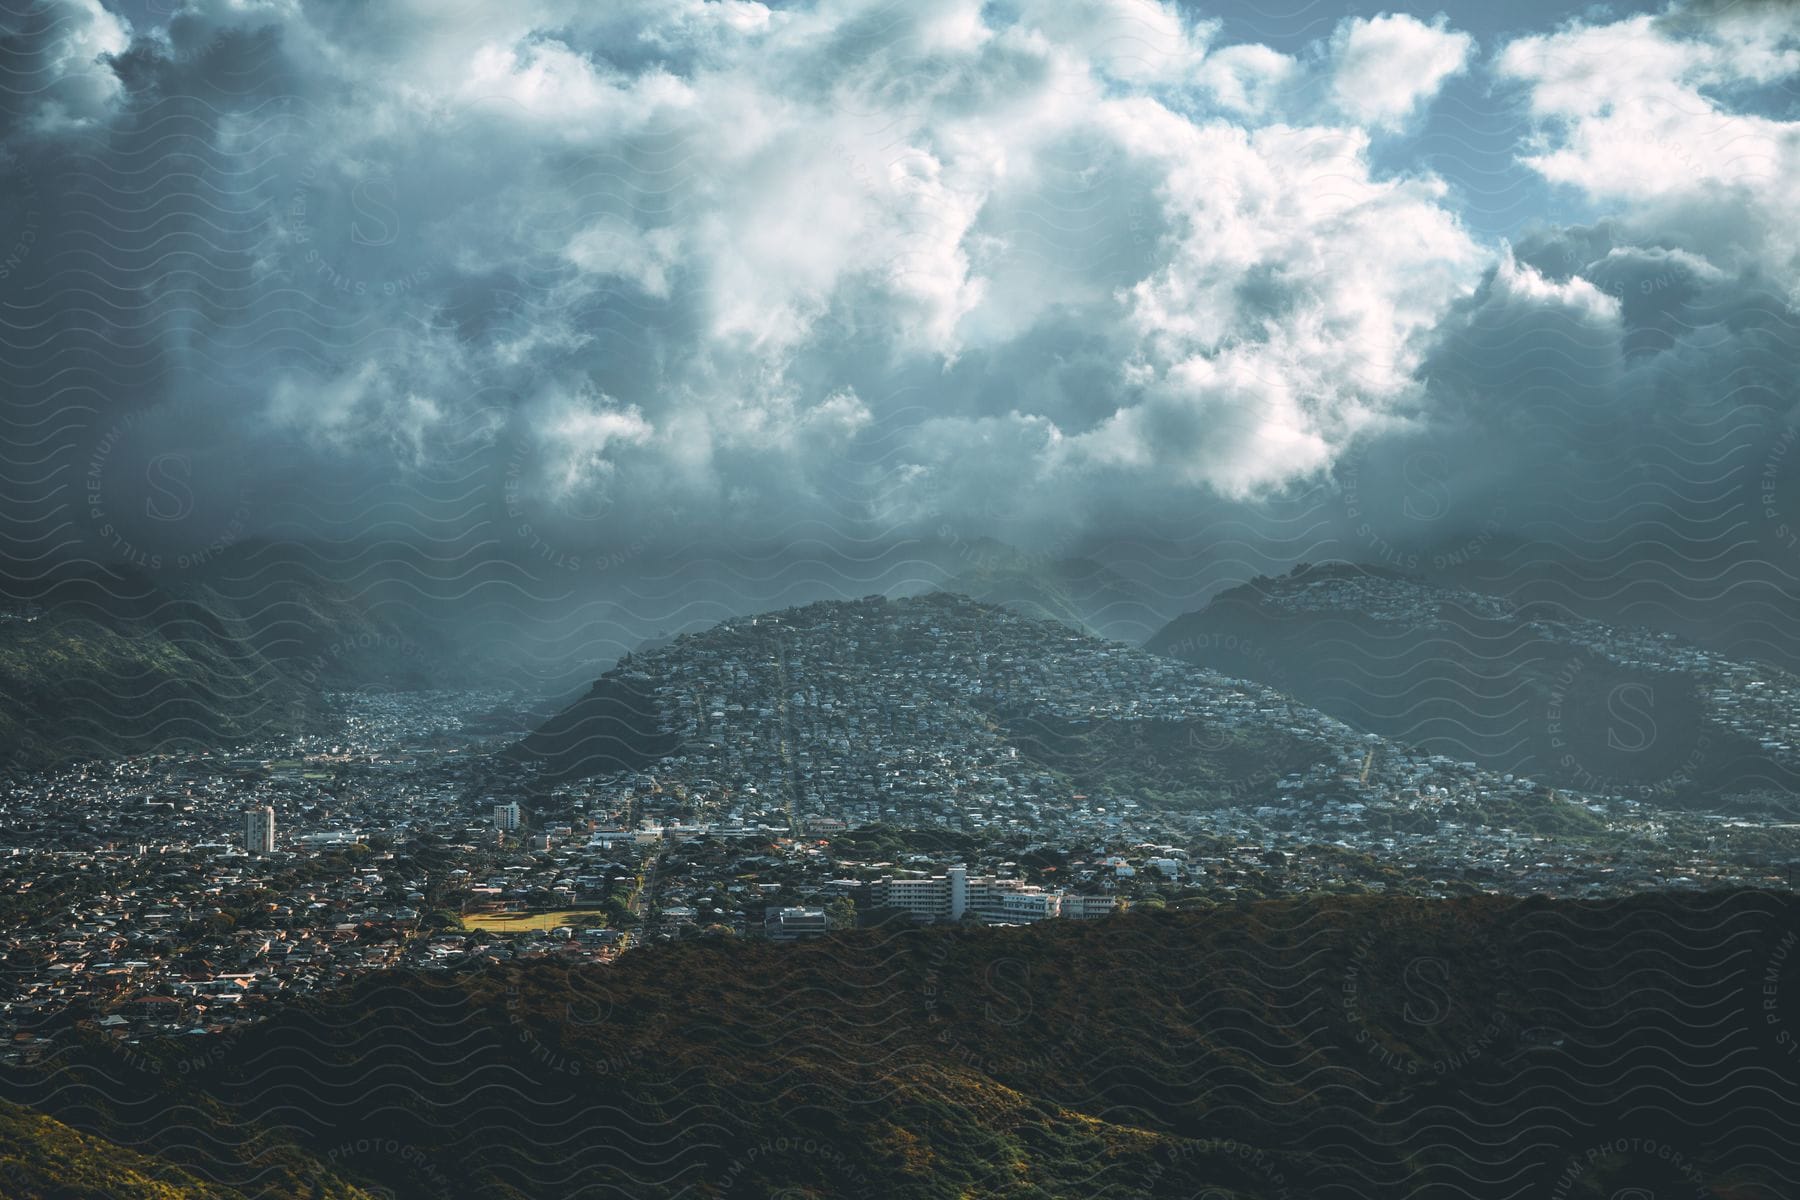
left=457, top=909, right=600, bottom=932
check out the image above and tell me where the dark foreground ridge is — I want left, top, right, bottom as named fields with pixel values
left=5, top=888, right=1799, bottom=1198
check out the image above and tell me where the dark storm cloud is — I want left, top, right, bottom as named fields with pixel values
left=0, top=0, right=1480, bottom=561
left=0, top=0, right=1796, bottom=625
left=1333, top=4, right=1800, bottom=617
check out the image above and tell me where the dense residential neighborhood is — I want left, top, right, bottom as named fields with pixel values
left=3, top=596, right=1797, bottom=1062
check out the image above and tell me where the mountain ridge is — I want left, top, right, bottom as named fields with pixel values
left=1146, top=562, right=1800, bottom=808
left=505, top=592, right=1621, bottom=849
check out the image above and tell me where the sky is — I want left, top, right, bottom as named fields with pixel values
left=2, top=0, right=1799, bottom=647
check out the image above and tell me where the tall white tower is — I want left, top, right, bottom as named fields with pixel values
left=948, top=865, right=968, bottom=921
left=245, top=806, right=276, bottom=854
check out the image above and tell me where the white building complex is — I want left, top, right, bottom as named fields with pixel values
left=493, top=802, right=522, bottom=832
left=872, top=865, right=1121, bottom=925
left=764, top=907, right=830, bottom=940
left=243, top=806, right=275, bottom=855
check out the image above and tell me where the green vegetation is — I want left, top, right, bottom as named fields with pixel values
left=505, top=669, right=681, bottom=782
left=0, top=1100, right=376, bottom=1199
left=0, top=604, right=320, bottom=768
left=827, top=823, right=985, bottom=861
left=988, top=707, right=1321, bottom=809
left=1146, top=566, right=1782, bottom=807
left=7, top=889, right=1795, bottom=1198
left=0, top=565, right=472, bottom=770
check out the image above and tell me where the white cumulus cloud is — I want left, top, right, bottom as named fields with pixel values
left=1329, top=13, right=1474, bottom=130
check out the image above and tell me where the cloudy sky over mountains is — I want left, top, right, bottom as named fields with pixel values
left=2, top=0, right=1797, bottom=583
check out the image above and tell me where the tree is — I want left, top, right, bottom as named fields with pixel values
left=825, top=897, right=857, bottom=931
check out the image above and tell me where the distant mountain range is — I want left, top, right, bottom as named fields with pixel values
left=0, top=565, right=459, bottom=770
left=5, top=889, right=1797, bottom=1198
left=0, top=536, right=1173, bottom=772
left=0, top=568, right=321, bottom=769
left=25, top=544, right=1800, bottom=811
left=1147, top=562, right=1800, bottom=807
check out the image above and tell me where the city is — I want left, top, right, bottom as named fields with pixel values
left=5, top=595, right=1795, bottom=1065
left=4, top=0, right=1800, bottom=1193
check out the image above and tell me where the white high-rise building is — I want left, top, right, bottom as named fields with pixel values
left=244, top=806, right=275, bottom=854
left=947, top=864, right=969, bottom=921
left=494, top=802, right=522, bottom=832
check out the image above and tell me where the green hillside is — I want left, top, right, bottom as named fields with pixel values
left=504, top=667, right=680, bottom=782
left=0, top=1099, right=376, bottom=1200
left=1147, top=562, right=1800, bottom=807
left=6, top=889, right=1797, bottom=1198
left=0, top=565, right=465, bottom=770
left=0, top=593, right=322, bottom=769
